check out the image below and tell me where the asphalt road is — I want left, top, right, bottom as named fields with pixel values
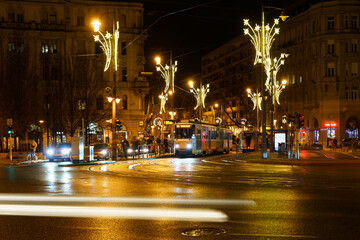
left=0, top=151, right=360, bottom=239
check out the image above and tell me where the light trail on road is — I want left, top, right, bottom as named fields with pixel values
left=0, top=194, right=255, bottom=207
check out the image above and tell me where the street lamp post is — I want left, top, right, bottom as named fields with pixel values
left=188, top=80, right=210, bottom=122
left=243, top=6, right=288, bottom=158
left=92, top=19, right=119, bottom=160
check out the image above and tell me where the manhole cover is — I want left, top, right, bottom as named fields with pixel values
left=181, top=228, right=226, bottom=237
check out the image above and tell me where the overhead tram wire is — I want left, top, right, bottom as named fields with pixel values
left=75, top=0, right=221, bottom=58
left=122, top=0, right=222, bottom=51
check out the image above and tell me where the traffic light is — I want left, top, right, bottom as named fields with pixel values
left=115, top=120, right=122, bottom=131
left=7, top=127, right=13, bottom=135
left=288, top=114, right=295, bottom=123
left=298, top=114, right=304, bottom=128
left=296, top=113, right=305, bottom=128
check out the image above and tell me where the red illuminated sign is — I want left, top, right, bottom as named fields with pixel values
left=324, top=122, right=337, bottom=127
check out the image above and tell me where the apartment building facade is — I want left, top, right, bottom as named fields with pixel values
left=0, top=0, right=149, bottom=149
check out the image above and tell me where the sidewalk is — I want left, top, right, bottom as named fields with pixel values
left=236, top=149, right=360, bottom=166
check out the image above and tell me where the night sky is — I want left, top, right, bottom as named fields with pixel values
left=142, top=0, right=293, bottom=81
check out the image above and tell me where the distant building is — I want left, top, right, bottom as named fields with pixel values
left=202, top=0, right=360, bottom=148
left=0, top=0, right=149, bottom=150
left=201, top=36, right=259, bottom=133
left=277, top=0, right=360, bottom=147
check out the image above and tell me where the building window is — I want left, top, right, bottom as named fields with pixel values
left=292, top=74, right=295, bottom=84
left=327, top=63, right=335, bottom=77
left=351, top=62, right=358, bottom=77
left=77, top=40, right=85, bottom=54
left=346, top=87, right=349, bottom=100
left=122, top=68, right=127, bottom=82
left=8, top=42, right=15, bottom=52
left=16, top=14, right=24, bottom=23
left=8, top=12, right=15, bottom=22
left=96, top=98, right=104, bottom=110
left=120, top=14, right=126, bottom=28
left=77, top=16, right=84, bottom=26
left=327, top=40, right=334, bottom=54
left=231, top=100, right=236, bottom=107
left=351, top=40, right=358, bottom=53
left=43, top=65, right=49, bottom=81
left=78, top=99, right=86, bottom=110
left=51, top=66, right=59, bottom=80
left=346, top=43, right=348, bottom=53
left=50, top=13, right=57, bottom=24
left=41, top=43, right=49, bottom=53
left=351, top=87, right=358, bottom=100
left=345, top=16, right=349, bottom=29
left=327, top=16, right=335, bottom=30
left=95, top=42, right=102, bottom=54
left=122, top=95, right=128, bottom=110
left=50, top=44, right=57, bottom=54
left=299, top=76, right=303, bottom=83
left=351, top=16, right=358, bottom=29
left=121, top=42, right=127, bottom=55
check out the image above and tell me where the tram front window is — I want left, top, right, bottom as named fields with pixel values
left=175, top=128, right=194, bottom=139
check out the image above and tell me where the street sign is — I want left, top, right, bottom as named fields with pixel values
left=163, top=120, right=175, bottom=125
left=138, top=120, right=144, bottom=127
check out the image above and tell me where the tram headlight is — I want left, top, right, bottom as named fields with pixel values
left=175, top=143, right=180, bottom=149
left=186, top=143, right=192, bottom=149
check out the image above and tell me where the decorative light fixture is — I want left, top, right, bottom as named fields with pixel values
left=92, top=20, right=119, bottom=72
left=243, top=18, right=288, bottom=105
left=159, top=93, right=168, bottom=114
left=155, top=56, right=178, bottom=94
left=247, top=88, right=262, bottom=111
left=189, top=81, right=210, bottom=109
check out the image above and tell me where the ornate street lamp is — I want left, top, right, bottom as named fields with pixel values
left=92, top=19, right=119, bottom=160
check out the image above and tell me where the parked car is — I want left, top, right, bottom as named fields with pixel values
left=93, top=143, right=111, bottom=160
left=46, top=143, right=72, bottom=162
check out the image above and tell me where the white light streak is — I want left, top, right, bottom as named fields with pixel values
left=0, top=194, right=255, bottom=206
left=0, top=204, right=228, bottom=222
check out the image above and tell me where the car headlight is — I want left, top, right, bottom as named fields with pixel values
left=100, top=149, right=107, bottom=155
left=46, top=149, right=54, bottom=156
left=143, top=148, right=149, bottom=153
left=186, top=143, right=192, bottom=149
left=128, top=149, right=133, bottom=153
left=61, top=148, right=71, bottom=155
left=175, top=143, right=180, bottom=149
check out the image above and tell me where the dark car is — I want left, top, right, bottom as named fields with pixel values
left=93, top=143, right=111, bottom=160
left=46, top=143, right=72, bottom=162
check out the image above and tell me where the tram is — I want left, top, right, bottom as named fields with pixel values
left=174, top=120, right=232, bottom=156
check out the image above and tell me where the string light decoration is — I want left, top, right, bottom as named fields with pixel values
left=189, top=81, right=210, bottom=109
left=92, top=20, right=119, bottom=72
left=155, top=57, right=178, bottom=94
left=247, top=88, right=262, bottom=111
left=159, top=92, right=168, bottom=114
left=243, top=18, right=287, bottom=105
